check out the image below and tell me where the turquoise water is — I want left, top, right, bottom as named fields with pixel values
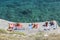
left=0, top=0, right=60, bottom=25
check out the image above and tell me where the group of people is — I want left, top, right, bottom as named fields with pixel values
left=43, top=21, right=57, bottom=31
left=7, top=23, right=38, bottom=31
left=29, top=23, right=38, bottom=29
left=7, top=21, right=57, bottom=31
left=7, top=23, right=22, bottom=31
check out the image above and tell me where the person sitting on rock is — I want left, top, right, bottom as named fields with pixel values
left=43, top=22, right=48, bottom=27
left=32, top=24, right=38, bottom=29
left=50, top=21, right=54, bottom=26
left=15, top=23, right=22, bottom=30
left=8, top=23, right=15, bottom=31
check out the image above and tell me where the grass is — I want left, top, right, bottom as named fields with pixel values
left=9, top=31, right=26, bottom=36
left=0, top=29, right=60, bottom=40
left=0, top=29, right=7, bottom=33
left=0, top=29, right=26, bottom=35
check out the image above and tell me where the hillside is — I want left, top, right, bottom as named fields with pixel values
left=0, top=0, right=60, bottom=25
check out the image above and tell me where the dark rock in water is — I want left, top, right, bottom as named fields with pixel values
left=21, top=9, right=32, bottom=15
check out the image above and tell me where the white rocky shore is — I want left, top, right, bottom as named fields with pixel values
left=0, top=19, right=60, bottom=34
left=0, top=19, right=60, bottom=40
